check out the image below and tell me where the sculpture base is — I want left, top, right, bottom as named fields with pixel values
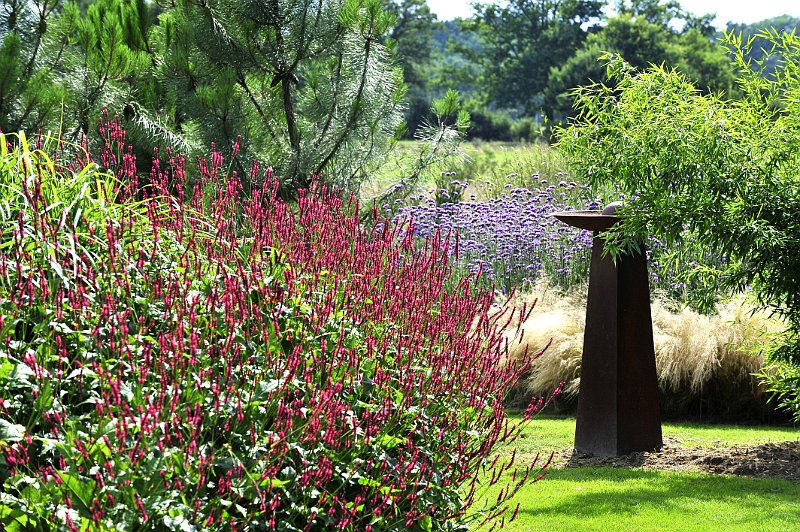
left=574, top=236, right=663, bottom=456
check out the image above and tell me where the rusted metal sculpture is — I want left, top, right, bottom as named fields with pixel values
left=554, top=203, right=662, bottom=456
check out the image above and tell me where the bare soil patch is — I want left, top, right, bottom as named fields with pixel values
left=558, top=437, right=800, bottom=482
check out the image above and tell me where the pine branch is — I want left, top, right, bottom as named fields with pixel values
left=127, top=102, right=196, bottom=154
left=317, top=34, right=373, bottom=173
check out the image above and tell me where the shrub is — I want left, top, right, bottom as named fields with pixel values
left=556, top=31, right=800, bottom=420
left=0, top=126, right=552, bottom=530
left=461, top=107, right=546, bottom=144
left=465, top=109, right=515, bottom=142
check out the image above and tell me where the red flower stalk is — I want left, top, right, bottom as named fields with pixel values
left=0, top=126, right=555, bottom=530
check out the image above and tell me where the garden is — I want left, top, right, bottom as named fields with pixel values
left=2, top=1, right=800, bottom=530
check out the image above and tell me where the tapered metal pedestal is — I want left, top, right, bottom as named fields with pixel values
left=554, top=210, right=662, bottom=457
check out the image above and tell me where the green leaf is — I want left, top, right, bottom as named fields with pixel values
left=358, top=477, right=380, bottom=488
left=419, top=515, right=433, bottom=532
left=0, top=503, right=39, bottom=531
left=59, top=473, right=95, bottom=513
left=0, top=359, right=14, bottom=381
left=258, top=478, right=289, bottom=489
left=378, top=434, right=405, bottom=450
left=0, top=419, right=26, bottom=441
left=88, top=438, right=112, bottom=460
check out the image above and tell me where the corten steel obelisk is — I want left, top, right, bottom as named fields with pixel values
left=554, top=203, right=662, bottom=457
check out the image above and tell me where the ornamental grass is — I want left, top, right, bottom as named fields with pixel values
left=506, top=284, right=782, bottom=420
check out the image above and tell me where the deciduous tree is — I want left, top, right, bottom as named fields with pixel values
left=467, top=0, right=605, bottom=117
left=546, top=7, right=735, bottom=120
left=556, top=31, right=800, bottom=420
left=382, top=0, right=437, bottom=133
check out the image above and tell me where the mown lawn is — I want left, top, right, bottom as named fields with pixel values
left=511, top=415, right=800, bottom=454
left=504, top=467, right=800, bottom=531
left=479, top=415, right=800, bottom=531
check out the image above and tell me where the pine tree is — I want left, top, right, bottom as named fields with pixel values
left=1, top=0, right=458, bottom=196
left=160, top=0, right=406, bottom=193
left=0, top=0, right=67, bottom=133
left=65, top=0, right=153, bottom=137
left=0, top=0, right=158, bottom=142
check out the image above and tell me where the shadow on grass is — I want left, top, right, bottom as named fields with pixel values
left=515, top=466, right=800, bottom=530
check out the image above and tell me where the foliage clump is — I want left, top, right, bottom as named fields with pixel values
left=0, top=125, right=550, bottom=530
left=0, top=0, right=410, bottom=194
left=556, top=29, right=800, bottom=420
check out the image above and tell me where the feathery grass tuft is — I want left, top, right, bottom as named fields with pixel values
left=505, top=282, right=783, bottom=418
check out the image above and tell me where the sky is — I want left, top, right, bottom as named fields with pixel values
left=426, top=1, right=800, bottom=29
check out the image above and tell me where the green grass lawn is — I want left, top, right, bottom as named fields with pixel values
left=511, top=415, right=800, bottom=455
left=481, top=415, right=800, bottom=531
left=501, top=467, right=800, bottom=531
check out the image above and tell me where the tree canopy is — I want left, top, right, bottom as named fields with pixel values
left=465, top=0, right=605, bottom=117
left=1, top=0, right=411, bottom=194
left=2, top=0, right=799, bottom=158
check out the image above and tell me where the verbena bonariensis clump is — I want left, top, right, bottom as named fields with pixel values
left=0, top=124, right=554, bottom=530
left=394, top=181, right=599, bottom=293
left=392, top=179, right=723, bottom=308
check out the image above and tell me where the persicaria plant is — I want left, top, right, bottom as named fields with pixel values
left=0, top=118, right=553, bottom=530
